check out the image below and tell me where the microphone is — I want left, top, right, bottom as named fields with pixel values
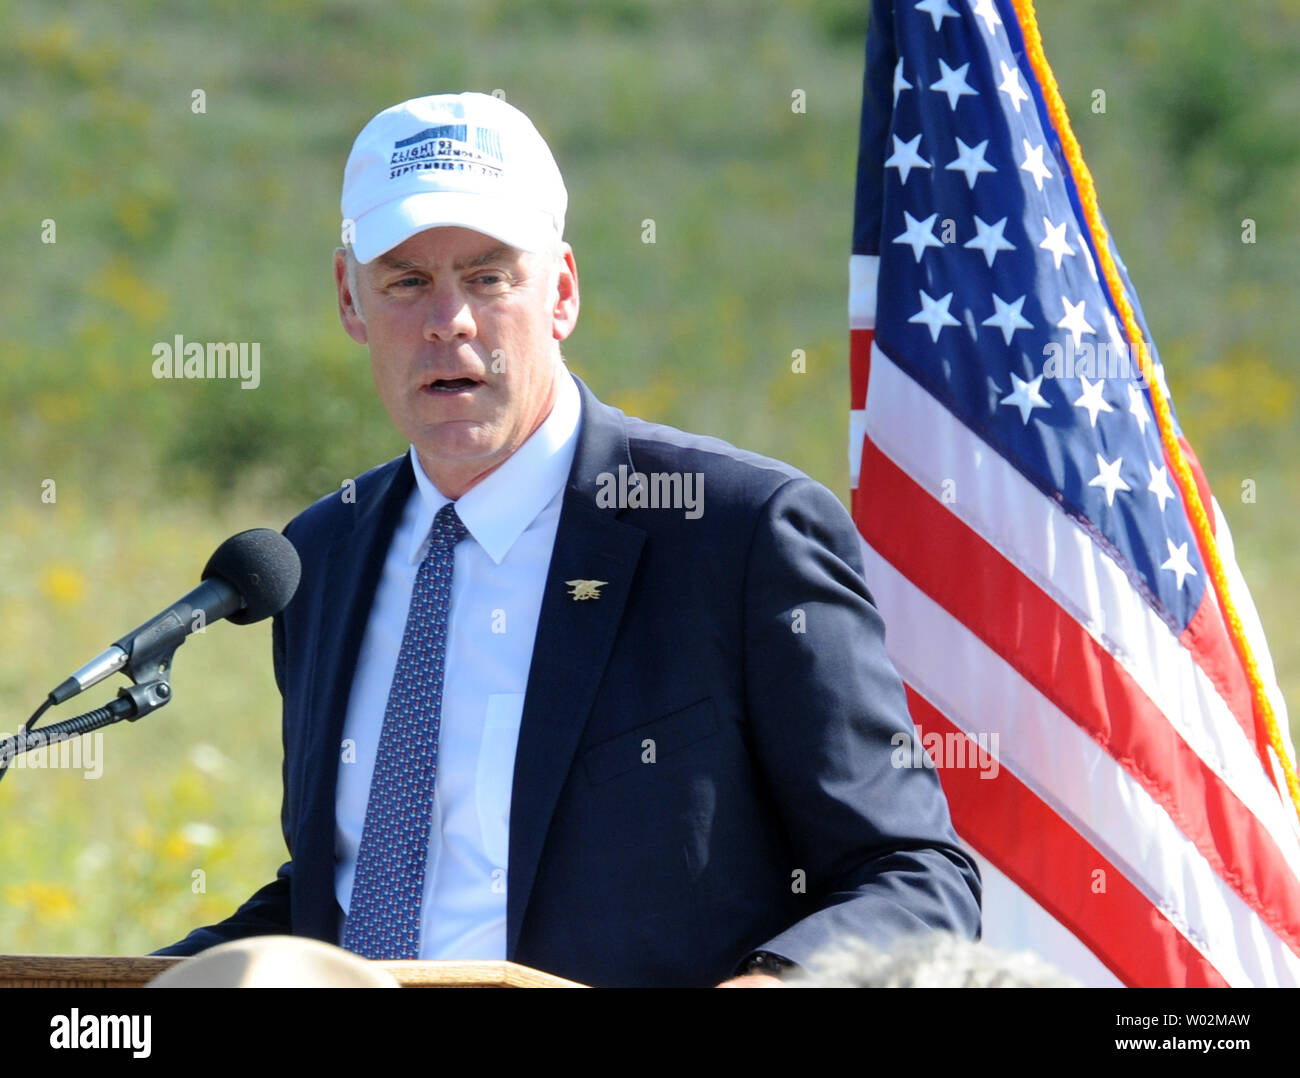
left=48, top=529, right=301, bottom=705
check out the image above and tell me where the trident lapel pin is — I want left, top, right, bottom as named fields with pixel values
left=566, top=579, right=608, bottom=601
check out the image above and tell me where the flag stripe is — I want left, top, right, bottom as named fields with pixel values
left=849, top=253, right=879, bottom=329
left=858, top=539, right=1300, bottom=987
left=904, top=684, right=1229, bottom=987
left=850, top=332, right=872, bottom=412
left=848, top=408, right=868, bottom=490
left=972, top=852, right=1123, bottom=987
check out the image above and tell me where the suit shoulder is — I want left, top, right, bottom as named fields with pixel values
left=615, top=410, right=859, bottom=566
left=622, top=413, right=812, bottom=505
left=615, top=408, right=866, bottom=598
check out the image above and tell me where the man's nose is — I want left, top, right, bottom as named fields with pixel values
left=423, top=282, right=476, bottom=342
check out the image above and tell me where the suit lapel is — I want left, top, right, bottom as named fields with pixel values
left=295, top=454, right=414, bottom=935
left=506, top=377, right=645, bottom=956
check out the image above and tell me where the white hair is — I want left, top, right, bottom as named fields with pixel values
left=342, top=243, right=364, bottom=324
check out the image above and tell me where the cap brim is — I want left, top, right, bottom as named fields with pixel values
left=351, top=191, right=556, bottom=262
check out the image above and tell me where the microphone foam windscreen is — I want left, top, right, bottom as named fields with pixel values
left=201, top=529, right=302, bottom=625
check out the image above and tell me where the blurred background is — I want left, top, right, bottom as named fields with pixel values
left=2, top=0, right=1296, bottom=953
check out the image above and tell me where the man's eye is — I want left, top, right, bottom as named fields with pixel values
left=394, top=277, right=425, bottom=288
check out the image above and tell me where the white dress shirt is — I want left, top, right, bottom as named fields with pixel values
left=335, top=367, right=581, bottom=958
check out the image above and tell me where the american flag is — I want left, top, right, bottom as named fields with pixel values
left=849, top=0, right=1300, bottom=986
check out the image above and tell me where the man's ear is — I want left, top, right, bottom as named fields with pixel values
left=551, top=243, right=580, bottom=342
left=334, top=248, right=368, bottom=345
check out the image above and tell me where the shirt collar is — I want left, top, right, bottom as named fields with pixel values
left=406, top=365, right=581, bottom=566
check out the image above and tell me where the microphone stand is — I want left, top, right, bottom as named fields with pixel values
left=0, top=648, right=176, bottom=783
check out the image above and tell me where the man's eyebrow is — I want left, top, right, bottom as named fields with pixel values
left=373, top=255, right=422, bottom=271
left=452, top=244, right=515, bottom=271
left=372, top=245, right=518, bottom=273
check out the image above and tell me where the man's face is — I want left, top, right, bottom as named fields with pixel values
left=334, top=225, right=579, bottom=498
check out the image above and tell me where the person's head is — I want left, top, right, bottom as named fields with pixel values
left=334, top=93, right=578, bottom=499
left=784, top=932, right=1079, bottom=988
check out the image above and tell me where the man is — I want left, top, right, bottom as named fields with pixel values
left=154, top=92, right=981, bottom=987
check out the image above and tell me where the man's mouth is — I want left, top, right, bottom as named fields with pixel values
left=424, top=377, right=481, bottom=393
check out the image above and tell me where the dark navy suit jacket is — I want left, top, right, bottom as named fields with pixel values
left=155, top=376, right=980, bottom=985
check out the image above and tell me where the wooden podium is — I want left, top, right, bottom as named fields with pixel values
left=0, top=955, right=583, bottom=988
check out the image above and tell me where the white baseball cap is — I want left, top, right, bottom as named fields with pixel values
left=341, top=92, right=567, bottom=264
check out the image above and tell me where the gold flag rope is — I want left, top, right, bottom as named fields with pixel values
left=1009, top=0, right=1300, bottom=826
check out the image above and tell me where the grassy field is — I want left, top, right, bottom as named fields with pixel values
left=2, top=0, right=1297, bottom=954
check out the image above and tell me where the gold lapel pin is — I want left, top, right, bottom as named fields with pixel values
left=565, top=579, right=608, bottom=601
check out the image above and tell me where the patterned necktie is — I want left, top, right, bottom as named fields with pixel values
left=343, top=501, right=468, bottom=959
